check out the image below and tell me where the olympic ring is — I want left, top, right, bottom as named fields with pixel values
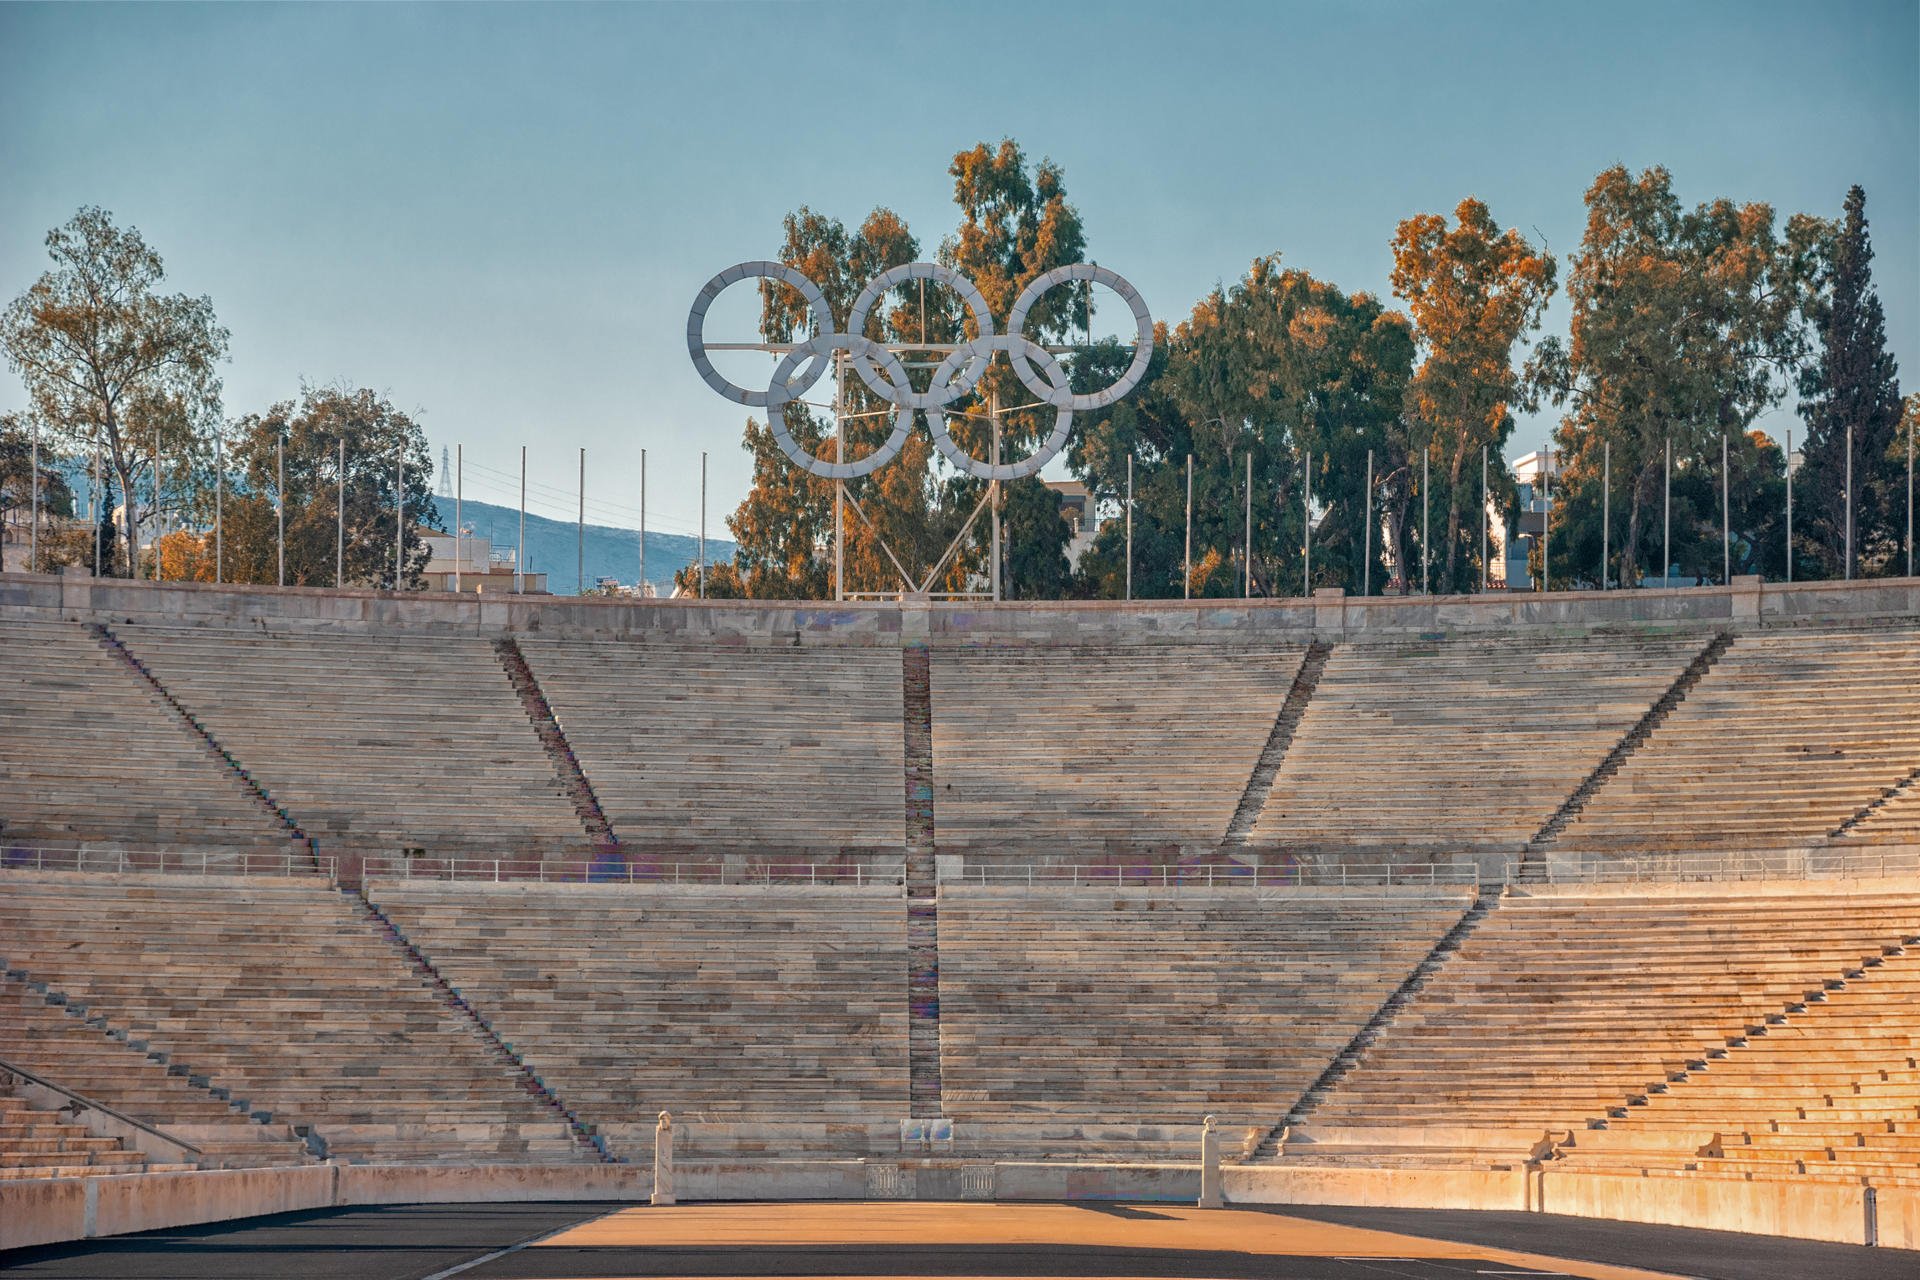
left=688, top=258, right=1150, bottom=481
left=926, top=335, right=1073, bottom=482
left=766, top=333, right=914, bottom=480
left=687, top=261, right=834, bottom=407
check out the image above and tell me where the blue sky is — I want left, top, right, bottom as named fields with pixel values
left=2, top=0, right=1914, bottom=537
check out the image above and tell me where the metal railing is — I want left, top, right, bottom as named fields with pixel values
left=0, top=844, right=328, bottom=878
left=1516, top=846, right=1920, bottom=885
left=357, top=855, right=903, bottom=888
left=955, top=861, right=1481, bottom=889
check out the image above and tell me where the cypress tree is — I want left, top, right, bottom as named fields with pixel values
left=1796, top=186, right=1904, bottom=578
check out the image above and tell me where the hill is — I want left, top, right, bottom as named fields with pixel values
left=426, top=496, right=732, bottom=596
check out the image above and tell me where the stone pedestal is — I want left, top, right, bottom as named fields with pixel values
left=651, top=1111, right=675, bottom=1206
left=1198, top=1115, right=1222, bottom=1209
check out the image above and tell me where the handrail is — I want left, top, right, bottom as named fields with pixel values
left=1510, top=846, right=1920, bottom=885
left=955, top=861, right=1481, bottom=889
left=0, top=1054, right=203, bottom=1158
left=359, top=855, right=903, bottom=888
left=0, top=845, right=331, bottom=879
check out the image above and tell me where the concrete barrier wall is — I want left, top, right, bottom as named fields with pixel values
left=1530, top=1169, right=1871, bottom=1246
left=7, top=571, right=1919, bottom=646
left=4, top=1161, right=1911, bottom=1252
left=1229, top=1164, right=1528, bottom=1212
left=90, top=1166, right=337, bottom=1239
left=335, top=1163, right=652, bottom=1204
left=1877, top=1185, right=1920, bottom=1251
left=0, top=1178, right=89, bottom=1251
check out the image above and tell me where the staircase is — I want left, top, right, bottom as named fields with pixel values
left=90, top=623, right=320, bottom=872
left=494, top=636, right=621, bottom=852
left=351, top=889, right=615, bottom=1162
left=0, top=1093, right=169, bottom=1180
left=1220, top=642, right=1332, bottom=852
left=1828, top=761, right=1920, bottom=842
left=901, top=641, right=942, bottom=1116
left=1518, top=630, right=1735, bottom=877
left=1250, top=894, right=1494, bottom=1160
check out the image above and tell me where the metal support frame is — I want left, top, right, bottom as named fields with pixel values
left=213, top=435, right=222, bottom=585
left=1721, top=433, right=1730, bottom=585
left=1787, top=427, right=1793, bottom=583
left=1304, top=448, right=1313, bottom=597
left=1243, top=450, right=1252, bottom=598
left=1420, top=445, right=1429, bottom=594
left=455, top=444, right=463, bottom=594
left=699, top=450, right=707, bottom=598
left=577, top=446, right=586, bottom=596
left=517, top=445, right=526, bottom=594
left=1540, top=443, right=1550, bottom=593
left=1479, top=445, right=1488, bottom=591
left=336, top=438, right=345, bottom=589
left=1601, top=439, right=1610, bottom=590
left=1362, top=448, right=1373, bottom=596
left=1846, top=421, right=1854, bottom=581
left=1663, top=437, right=1671, bottom=587
left=1183, top=453, right=1192, bottom=601
left=276, top=437, right=285, bottom=588
left=1124, top=453, right=1133, bottom=601
left=395, top=444, right=404, bottom=590
left=639, top=447, right=646, bottom=596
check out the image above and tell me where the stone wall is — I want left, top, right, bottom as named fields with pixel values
left=6, top=570, right=1920, bottom=646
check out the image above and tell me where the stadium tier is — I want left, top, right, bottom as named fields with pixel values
left=0, top=619, right=291, bottom=858
left=0, top=873, right=593, bottom=1165
left=516, top=637, right=908, bottom=856
left=936, top=885, right=1475, bottom=1160
left=1550, top=627, right=1920, bottom=853
left=1246, top=631, right=1710, bottom=864
left=1278, top=881, right=1920, bottom=1170
left=109, top=623, right=596, bottom=860
left=928, top=644, right=1307, bottom=857
left=365, top=880, right=909, bottom=1159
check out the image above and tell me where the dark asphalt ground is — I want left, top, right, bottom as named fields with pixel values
left=1272, top=1205, right=1917, bottom=1280
left=1, top=1201, right=1912, bottom=1280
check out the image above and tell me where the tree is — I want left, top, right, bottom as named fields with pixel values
left=1, top=207, right=229, bottom=578
left=0, top=413, right=75, bottom=568
left=1795, top=186, right=1905, bottom=578
left=704, top=140, right=1086, bottom=599
left=1390, top=199, right=1556, bottom=592
left=218, top=387, right=441, bottom=588
left=1528, top=166, right=1817, bottom=586
left=1072, top=257, right=1414, bottom=598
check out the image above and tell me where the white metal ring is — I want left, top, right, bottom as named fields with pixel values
left=844, top=261, right=996, bottom=410
left=1005, top=264, right=1154, bottom=411
left=687, top=261, right=835, bottom=407
left=766, top=333, right=914, bottom=480
left=925, top=334, right=1074, bottom=482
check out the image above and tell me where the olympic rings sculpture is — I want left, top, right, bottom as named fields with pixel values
left=687, top=259, right=1151, bottom=481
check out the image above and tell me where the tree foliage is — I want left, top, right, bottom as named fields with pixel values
left=217, top=387, right=442, bottom=588
left=1527, top=165, right=1819, bottom=585
left=1071, top=257, right=1415, bottom=598
left=689, top=140, right=1085, bottom=600
left=1390, top=198, right=1556, bottom=591
left=1795, top=185, right=1905, bottom=578
left=1, top=207, right=229, bottom=578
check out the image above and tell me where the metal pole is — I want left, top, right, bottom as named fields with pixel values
left=1124, top=452, right=1133, bottom=601
left=1602, top=440, right=1610, bottom=590
left=336, top=437, right=345, bottom=588
left=639, top=448, right=646, bottom=595
left=577, top=446, right=585, bottom=595
left=517, top=445, right=526, bottom=594
left=698, top=450, right=707, bottom=598
left=834, top=352, right=845, bottom=602
left=1541, top=444, right=1550, bottom=593
left=152, top=426, right=161, bottom=581
left=1480, top=445, right=1488, bottom=591
left=213, top=436, right=221, bottom=584
left=28, top=419, right=37, bottom=573
left=1786, top=427, right=1793, bottom=583
left=1663, top=437, right=1671, bottom=587
left=1183, top=453, right=1192, bottom=600
left=455, top=444, right=463, bottom=594
left=1363, top=448, right=1373, bottom=596
left=91, top=444, right=102, bottom=577
left=1908, top=418, right=1914, bottom=579
left=395, top=444, right=404, bottom=589
left=1421, top=444, right=1429, bottom=594
left=1845, top=420, right=1854, bottom=580
left=990, top=397, right=1002, bottom=602
left=276, top=435, right=285, bottom=587
left=1244, top=449, right=1252, bottom=598
left=1721, top=433, right=1730, bottom=585
left=1304, top=448, right=1312, bottom=596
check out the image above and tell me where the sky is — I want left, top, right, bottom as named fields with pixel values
left=2, top=0, right=1915, bottom=539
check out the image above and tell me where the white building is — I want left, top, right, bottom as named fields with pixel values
left=420, top=529, right=547, bottom=594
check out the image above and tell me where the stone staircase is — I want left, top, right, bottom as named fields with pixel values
left=90, top=623, right=319, bottom=870
left=1828, top=761, right=1920, bottom=842
left=1519, top=630, right=1734, bottom=875
left=0, top=1092, right=178, bottom=1180
left=1220, top=641, right=1332, bottom=852
left=902, top=642, right=942, bottom=1117
left=1252, top=894, right=1494, bottom=1160
left=351, top=890, right=614, bottom=1163
left=494, top=636, right=620, bottom=853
